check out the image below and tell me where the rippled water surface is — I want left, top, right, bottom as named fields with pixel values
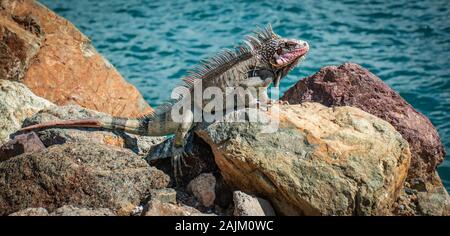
left=40, top=0, right=450, bottom=191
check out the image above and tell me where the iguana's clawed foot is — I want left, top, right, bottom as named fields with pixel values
left=171, top=147, right=192, bottom=185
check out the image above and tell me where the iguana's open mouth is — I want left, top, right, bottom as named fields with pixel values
left=275, top=46, right=309, bottom=66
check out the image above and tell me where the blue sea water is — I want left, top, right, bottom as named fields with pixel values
left=40, top=0, right=450, bottom=191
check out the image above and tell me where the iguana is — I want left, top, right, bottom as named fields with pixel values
left=19, top=25, right=309, bottom=178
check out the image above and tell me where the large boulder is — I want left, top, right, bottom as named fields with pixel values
left=281, top=63, right=445, bottom=184
left=0, top=0, right=152, bottom=117
left=0, top=142, right=169, bottom=215
left=196, top=103, right=411, bottom=215
left=0, top=79, right=54, bottom=145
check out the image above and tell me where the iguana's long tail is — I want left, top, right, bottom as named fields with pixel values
left=19, top=117, right=148, bottom=135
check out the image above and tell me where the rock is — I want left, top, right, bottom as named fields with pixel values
left=0, top=132, right=45, bottom=161
left=0, top=0, right=152, bottom=117
left=19, top=105, right=164, bottom=156
left=233, top=191, right=275, bottom=216
left=49, top=205, right=115, bottom=216
left=141, top=188, right=221, bottom=216
left=147, top=188, right=177, bottom=204
left=187, top=173, right=216, bottom=208
left=142, top=199, right=213, bottom=216
left=0, top=79, right=55, bottom=145
left=393, top=174, right=450, bottom=216
left=0, top=142, right=169, bottom=215
left=0, top=12, right=42, bottom=81
left=9, top=205, right=116, bottom=216
left=281, top=63, right=445, bottom=184
left=196, top=103, right=411, bottom=215
left=9, top=207, right=48, bottom=216
left=415, top=176, right=450, bottom=216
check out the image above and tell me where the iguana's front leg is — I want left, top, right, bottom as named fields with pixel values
left=240, top=75, right=289, bottom=106
left=239, top=76, right=273, bottom=108
left=171, top=109, right=193, bottom=183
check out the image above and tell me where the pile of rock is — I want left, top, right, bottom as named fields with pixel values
left=0, top=0, right=448, bottom=216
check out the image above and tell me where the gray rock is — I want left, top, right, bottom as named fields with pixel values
left=416, top=178, right=450, bottom=216
left=142, top=199, right=215, bottom=216
left=9, top=205, right=116, bottom=216
left=0, top=142, right=169, bottom=215
left=9, top=207, right=49, bottom=216
left=233, top=191, right=275, bottom=216
left=187, top=173, right=216, bottom=208
left=49, top=205, right=115, bottom=216
left=148, top=188, right=177, bottom=204
left=0, top=79, right=54, bottom=145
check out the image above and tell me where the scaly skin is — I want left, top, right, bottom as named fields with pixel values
left=19, top=25, right=309, bottom=180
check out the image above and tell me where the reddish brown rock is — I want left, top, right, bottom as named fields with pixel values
left=0, top=132, right=45, bottom=162
left=0, top=0, right=152, bottom=117
left=0, top=12, right=41, bottom=81
left=281, top=63, right=446, bottom=183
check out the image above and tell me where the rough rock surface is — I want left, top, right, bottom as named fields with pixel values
left=9, top=207, right=48, bottom=216
left=139, top=188, right=217, bottom=216
left=0, top=12, right=42, bottom=81
left=147, top=188, right=177, bottom=204
left=187, top=173, right=216, bottom=208
left=281, top=63, right=445, bottom=183
left=9, top=205, right=116, bottom=216
left=0, top=0, right=152, bottom=117
left=233, top=191, right=275, bottom=216
left=0, top=142, right=169, bottom=215
left=142, top=199, right=213, bottom=216
left=0, top=79, right=54, bottom=145
left=49, top=205, right=115, bottom=216
left=19, top=105, right=164, bottom=156
left=0, top=132, right=45, bottom=161
left=393, top=176, right=450, bottom=216
left=197, top=103, right=411, bottom=215
left=416, top=183, right=450, bottom=216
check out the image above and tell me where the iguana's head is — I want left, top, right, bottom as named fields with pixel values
left=248, top=25, right=309, bottom=87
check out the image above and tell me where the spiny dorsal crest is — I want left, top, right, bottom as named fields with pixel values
left=181, top=24, right=280, bottom=89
